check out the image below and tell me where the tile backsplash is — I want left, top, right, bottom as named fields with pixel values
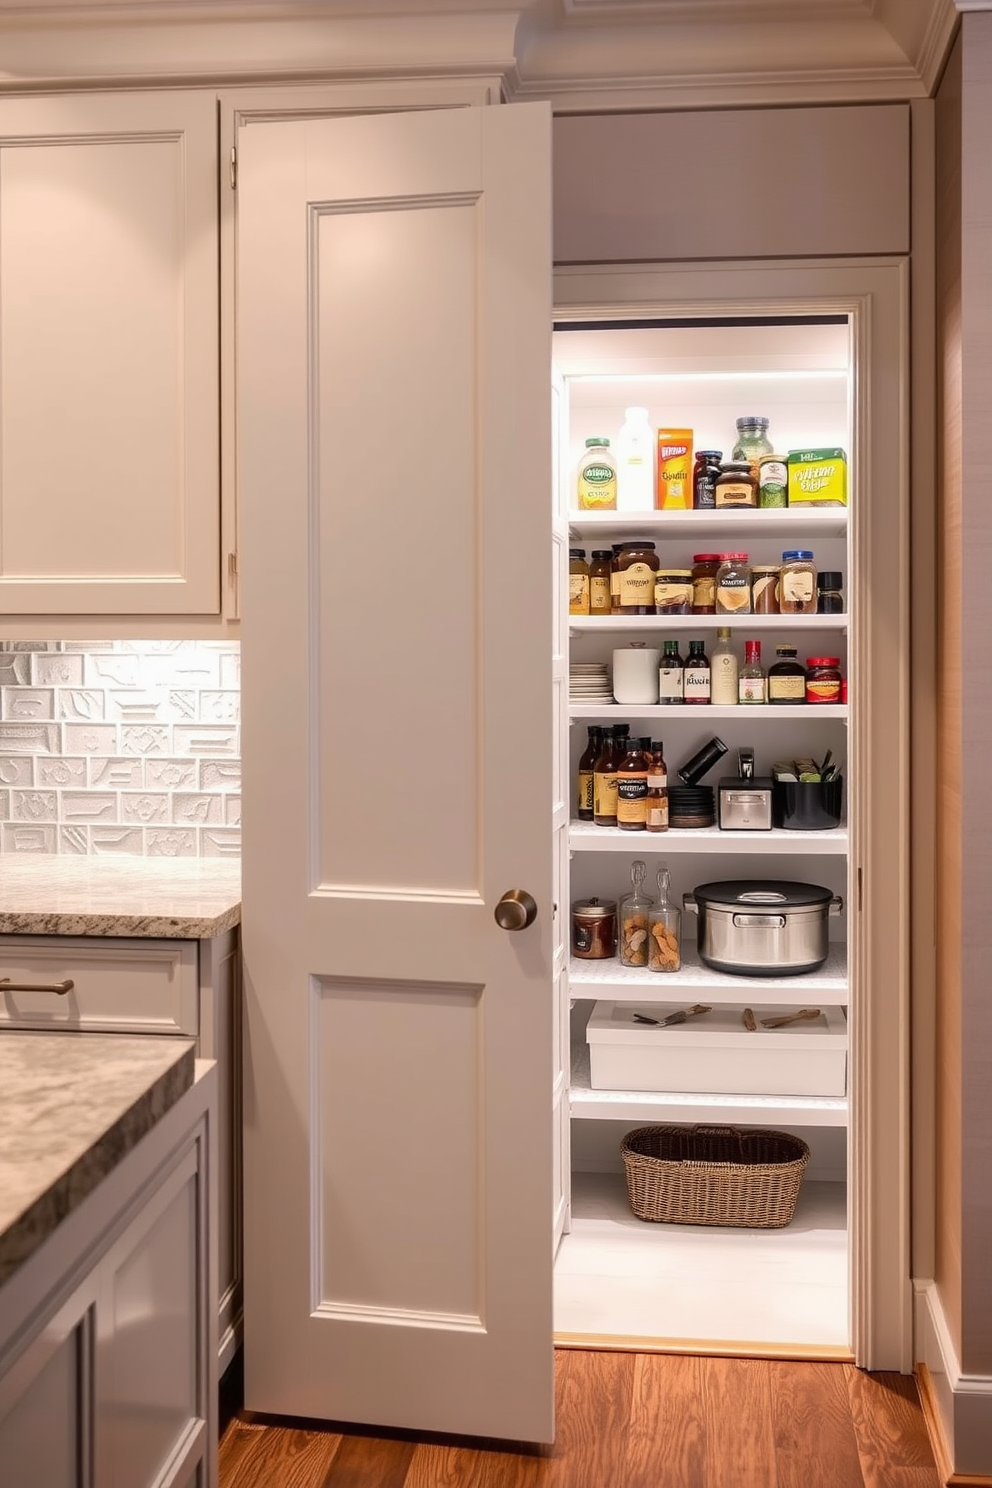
left=0, top=641, right=240, bottom=857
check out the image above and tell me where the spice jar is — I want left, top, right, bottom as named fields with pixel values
left=817, top=571, right=845, bottom=614
left=589, top=550, right=613, bottom=616
left=648, top=866, right=681, bottom=973
left=692, top=449, right=723, bottom=510
left=779, top=550, right=817, bottom=615
left=715, top=553, right=752, bottom=615
left=805, top=657, right=843, bottom=704
left=571, top=897, right=618, bottom=960
left=617, top=541, right=659, bottom=614
left=569, top=549, right=590, bottom=616
left=619, top=860, right=655, bottom=967
left=732, top=416, right=773, bottom=478
left=715, top=461, right=758, bottom=509
left=751, top=564, right=780, bottom=614
left=654, top=567, right=693, bottom=615
left=691, top=553, right=722, bottom=614
left=757, top=455, right=788, bottom=508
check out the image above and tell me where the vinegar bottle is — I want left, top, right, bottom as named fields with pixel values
left=646, top=741, right=669, bottom=833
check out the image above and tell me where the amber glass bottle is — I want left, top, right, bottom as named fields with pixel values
left=617, top=736, right=651, bottom=831
left=576, top=725, right=602, bottom=821
left=593, top=725, right=628, bottom=827
left=646, top=741, right=669, bottom=833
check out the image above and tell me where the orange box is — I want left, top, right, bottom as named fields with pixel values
left=656, top=429, right=694, bottom=510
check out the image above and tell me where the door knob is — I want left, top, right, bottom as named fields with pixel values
left=494, top=889, right=538, bottom=931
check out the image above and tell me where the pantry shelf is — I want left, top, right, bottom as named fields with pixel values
left=567, top=508, right=848, bottom=543
left=568, top=822, right=848, bottom=854
left=568, top=703, right=848, bottom=720
left=568, top=943, right=848, bottom=1006
left=569, top=614, right=847, bottom=636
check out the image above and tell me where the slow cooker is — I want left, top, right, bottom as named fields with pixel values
left=684, top=879, right=843, bottom=976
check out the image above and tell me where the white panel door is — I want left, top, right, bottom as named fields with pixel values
left=238, top=104, right=554, bottom=1442
left=0, top=93, right=219, bottom=615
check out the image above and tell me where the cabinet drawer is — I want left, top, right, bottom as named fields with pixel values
left=0, top=937, right=198, bottom=1036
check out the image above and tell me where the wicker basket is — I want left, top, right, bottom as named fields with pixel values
left=620, top=1124, right=810, bottom=1229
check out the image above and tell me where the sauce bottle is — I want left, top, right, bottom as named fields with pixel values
left=646, top=741, right=669, bottom=833
left=683, top=640, right=711, bottom=705
left=576, top=725, right=602, bottom=821
left=658, top=640, right=684, bottom=705
left=616, top=736, right=651, bottom=831
left=577, top=437, right=617, bottom=510
left=568, top=549, right=590, bottom=615
left=589, top=550, right=613, bottom=616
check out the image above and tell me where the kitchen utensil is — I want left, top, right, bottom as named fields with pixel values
left=760, top=1007, right=821, bottom=1029
left=742, top=1007, right=757, bottom=1031
left=677, top=736, right=729, bottom=785
left=632, top=1003, right=710, bottom=1027
left=683, top=879, right=843, bottom=976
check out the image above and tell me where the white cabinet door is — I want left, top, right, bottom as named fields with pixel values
left=0, top=92, right=219, bottom=616
left=239, top=103, right=554, bottom=1442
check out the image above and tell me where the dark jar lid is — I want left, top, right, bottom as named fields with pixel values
left=818, top=571, right=844, bottom=588
left=591, top=549, right=614, bottom=560
left=569, top=548, right=587, bottom=559
left=571, top=897, right=618, bottom=920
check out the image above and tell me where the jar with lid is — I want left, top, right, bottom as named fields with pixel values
left=619, top=859, right=655, bottom=966
left=691, top=553, right=722, bottom=614
left=654, top=567, right=693, bottom=615
left=577, top=437, right=617, bottom=510
left=714, top=461, right=758, bottom=509
left=732, top=416, right=773, bottom=478
left=589, top=550, right=613, bottom=616
left=757, top=455, right=788, bottom=508
left=692, top=449, right=723, bottom=510
left=805, top=657, right=843, bottom=704
left=817, top=571, right=845, bottom=614
left=767, top=645, right=806, bottom=704
left=617, top=541, right=659, bottom=614
left=779, top=550, right=817, bottom=615
left=571, top=897, right=618, bottom=959
left=568, top=549, right=590, bottom=615
left=716, top=553, right=752, bottom=615
left=648, top=865, right=681, bottom=973
left=751, top=564, right=780, bottom=614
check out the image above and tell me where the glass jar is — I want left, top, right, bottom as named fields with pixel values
left=751, top=564, right=780, bottom=614
left=714, top=461, right=758, bottom=509
left=568, top=548, right=590, bottom=616
left=648, top=867, right=681, bottom=973
left=692, top=449, right=723, bottom=510
left=805, top=657, right=843, bottom=704
left=619, top=860, right=655, bottom=967
left=757, top=455, right=788, bottom=508
left=715, top=553, right=752, bottom=615
left=589, top=550, right=613, bottom=616
left=577, top=437, right=617, bottom=511
left=691, top=553, right=722, bottom=614
left=617, top=541, right=659, bottom=614
left=654, top=567, right=693, bottom=615
left=768, top=645, right=806, bottom=704
left=571, top=897, right=618, bottom=959
left=779, top=550, right=817, bottom=615
left=732, top=416, right=773, bottom=478
left=610, top=543, right=626, bottom=614
left=817, top=571, right=845, bottom=614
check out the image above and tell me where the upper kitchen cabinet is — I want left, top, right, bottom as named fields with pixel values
left=0, top=92, right=222, bottom=623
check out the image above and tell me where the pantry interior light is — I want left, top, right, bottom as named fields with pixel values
left=563, top=369, right=849, bottom=384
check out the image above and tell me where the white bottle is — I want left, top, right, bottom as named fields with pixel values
left=710, top=627, right=739, bottom=705
left=615, top=406, right=656, bottom=512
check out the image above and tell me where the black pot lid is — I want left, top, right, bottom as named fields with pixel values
left=693, top=879, right=832, bottom=909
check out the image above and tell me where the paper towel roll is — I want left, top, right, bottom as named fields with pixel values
left=612, top=644, right=661, bottom=705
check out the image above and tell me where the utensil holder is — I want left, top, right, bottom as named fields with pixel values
left=772, top=777, right=843, bottom=831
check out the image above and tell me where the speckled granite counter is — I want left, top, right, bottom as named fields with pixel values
left=0, top=858, right=241, bottom=938
left=0, top=1032, right=195, bottom=1287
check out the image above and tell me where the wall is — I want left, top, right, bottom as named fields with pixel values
left=0, top=640, right=240, bottom=857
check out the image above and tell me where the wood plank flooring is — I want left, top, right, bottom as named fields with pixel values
left=219, top=1349, right=942, bottom=1488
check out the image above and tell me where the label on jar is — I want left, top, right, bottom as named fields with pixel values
left=781, top=570, right=815, bottom=607
left=739, top=676, right=767, bottom=704
left=655, top=579, right=693, bottom=613
left=577, top=769, right=594, bottom=814
left=692, top=575, right=717, bottom=610
left=569, top=574, right=590, bottom=611
left=711, top=654, right=738, bottom=705
left=752, top=573, right=779, bottom=612
left=616, top=776, right=648, bottom=825
left=717, top=577, right=751, bottom=614
left=715, top=481, right=756, bottom=507
left=806, top=677, right=842, bottom=703
left=768, top=675, right=806, bottom=701
left=590, top=576, right=611, bottom=613
left=658, top=666, right=683, bottom=702
left=594, top=770, right=618, bottom=816
left=647, top=800, right=669, bottom=829
left=683, top=666, right=711, bottom=702
left=610, top=569, right=620, bottom=607
left=758, top=460, right=788, bottom=507
left=647, top=769, right=668, bottom=788
left=620, top=563, right=655, bottom=608
left=573, top=922, right=593, bottom=953
left=578, top=460, right=617, bottom=510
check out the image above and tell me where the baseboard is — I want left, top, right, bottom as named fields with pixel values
left=914, top=1280, right=992, bottom=1482
left=554, top=1331, right=854, bottom=1362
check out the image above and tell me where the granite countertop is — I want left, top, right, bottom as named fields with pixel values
left=0, top=858, right=241, bottom=939
left=0, top=1032, right=195, bottom=1288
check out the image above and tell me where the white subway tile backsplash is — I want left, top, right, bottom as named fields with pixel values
left=36, top=759, right=87, bottom=789
left=0, top=757, right=34, bottom=786
left=0, top=791, right=8, bottom=822
left=147, top=827, right=197, bottom=857
left=58, top=689, right=106, bottom=721
left=200, top=759, right=241, bottom=791
left=84, top=653, right=141, bottom=685
left=200, top=690, right=240, bottom=723
left=0, top=724, right=59, bottom=754
left=225, top=796, right=241, bottom=826
left=12, top=790, right=57, bottom=821
left=90, top=826, right=144, bottom=855
left=2, top=688, right=55, bottom=721
left=0, top=655, right=31, bottom=687
left=59, top=826, right=89, bottom=854
left=120, top=725, right=171, bottom=755
left=201, top=827, right=241, bottom=857
left=173, top=793, right=224, bottom=825
left=64, top=724, right=119, bottom=755
left=121, top=792, right=170, bottom=825
left=3, top=823, right=57, bottom=853
left=173, top=725, right=238, bottom=756
left=33, top=654, right=84, bottom=687
left=89, top=758, right=144, bottom=789
left=146, top=759, right=197, bottom=790
left=61, top=792, right=118, bottom=822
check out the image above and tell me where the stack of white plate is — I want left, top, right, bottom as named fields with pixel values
left=569, top=662, right=613, bottom=701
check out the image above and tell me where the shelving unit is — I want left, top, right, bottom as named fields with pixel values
left=568, top=942, right=848, bottom=1005
left=569, top=613, right=847, bottom=635
left=568, top=509, right=848, bottom=542
left=568, top=822, right=848, bottom=853
left=569, top=703, right=848, bottom=720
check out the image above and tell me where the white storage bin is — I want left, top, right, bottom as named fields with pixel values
left=586, top=1001, right=847, bottom=1097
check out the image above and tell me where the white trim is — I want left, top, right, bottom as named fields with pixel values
left=915, top=1280, right=992, bottom=1479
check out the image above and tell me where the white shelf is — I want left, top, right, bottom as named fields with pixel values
left=569, top=1042, right=848, bottom=1127
left=569, top=703, right=848, bottom=720
left=569, top=822, right=848, bottom=854
left=569, top=943, right=848, bottom=1007
left=567, top=508, right=848, bottom=542
left=569, top=613, right=847, bottom=635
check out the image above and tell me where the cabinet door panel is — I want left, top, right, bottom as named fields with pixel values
left=0, top=93, right=218, bottom=615
left=0, top=1299, right=92, bottom=1488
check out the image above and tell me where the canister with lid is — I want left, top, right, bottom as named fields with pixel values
left=817, top=571, right=845, bottom=614
left=655, top=567, right=693, bottom=615
left=715, top=553, right=752, bottom=615
left=571, top=897, right=618, bottom=960
left=758, top=455, right=788, bottom=508
left=732, top=416, right=773, bottom=478
left=751, top=565, right=780, bottom=614
left=569, top=548, right=590, bottom=616
left=617, top=541, right=659, bottom=614
left=691, top=553, right=722, bottom=614
left=589, top=550, right=613, bottom=616
left=692, top=449, right=723, bottom=510
left=805, top=657, right=843, bottom=704
left=715, top=461, right=758, bottom=509
left=779, top=550, right=817, bottom=615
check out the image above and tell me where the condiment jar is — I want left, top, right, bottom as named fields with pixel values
left=817, top=571, right=845, bottom=614
left=692, top=449, right=722, bottom=510
left=571, top=897, right=618, bottom=959
left=805, top=657, right=843, bottom=704
left=715, top=553, right=752, bottom=615
left=714, top=461, right=758, bottom=508
left=619, top=860, right=655, bottom=967
left=617, top=541, right=659, bottom=614
left=691, top=553, right=722, bottom=614
left=779, top=550, right=817, bottom=615
left=757, top=455, right=788, bottom=508
left=568, top=548, right=590, bottom=616
left=751, top=564, right=780, bottom=614
left=768, top=645, right=806, bottom=704
left=589, top=550, right=613, bottom=616
left=732, top=416, right=773, bottom=478
left=648, top=866, right=681, bottom=973
left=577, top=437, right=617, bottom=511
left=654, top=567, right=693, bottom=615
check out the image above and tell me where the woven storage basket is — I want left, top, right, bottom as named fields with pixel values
left=621, top=1124, right=810, bottom=1229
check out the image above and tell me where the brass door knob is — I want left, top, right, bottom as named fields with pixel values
left=494, top=889, right=538, bottom=931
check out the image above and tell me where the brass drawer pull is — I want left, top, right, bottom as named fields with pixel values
left=0, top=977, right=75, bottom=996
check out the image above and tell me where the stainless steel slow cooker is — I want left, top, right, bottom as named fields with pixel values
left=684, top=879, right=843, bottom=976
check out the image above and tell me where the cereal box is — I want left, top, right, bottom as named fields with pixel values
left=656, top=428, right=693, bottom=510
left=787, top=448, right=847, bottom=507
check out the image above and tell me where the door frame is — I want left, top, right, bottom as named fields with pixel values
left=553, top=258, right=912, bottom=1372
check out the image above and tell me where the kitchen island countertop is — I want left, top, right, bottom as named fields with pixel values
left=0, top=857, right=241, bottom=938
left=0, top=1031, right=196, bottom=1288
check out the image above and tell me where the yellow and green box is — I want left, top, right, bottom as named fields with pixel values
left=787, top=447, right=847, bottom=507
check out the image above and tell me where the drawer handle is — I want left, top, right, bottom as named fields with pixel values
left=0, top=977, right=75, bottom=996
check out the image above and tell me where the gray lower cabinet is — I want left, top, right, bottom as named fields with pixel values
left=0, top=927, right=242, bottom=1373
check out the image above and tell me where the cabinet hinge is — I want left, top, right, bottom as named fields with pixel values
left=229, top=146, right=237, bottom=191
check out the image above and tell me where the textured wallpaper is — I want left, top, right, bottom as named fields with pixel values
left=0, top=641, right=240, bottom=857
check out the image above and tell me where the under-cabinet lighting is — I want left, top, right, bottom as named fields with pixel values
left=563, top=369, right=849, bottom=384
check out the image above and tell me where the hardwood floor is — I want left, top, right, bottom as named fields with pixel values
left=219, top=1349, right=942, bottom=1487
